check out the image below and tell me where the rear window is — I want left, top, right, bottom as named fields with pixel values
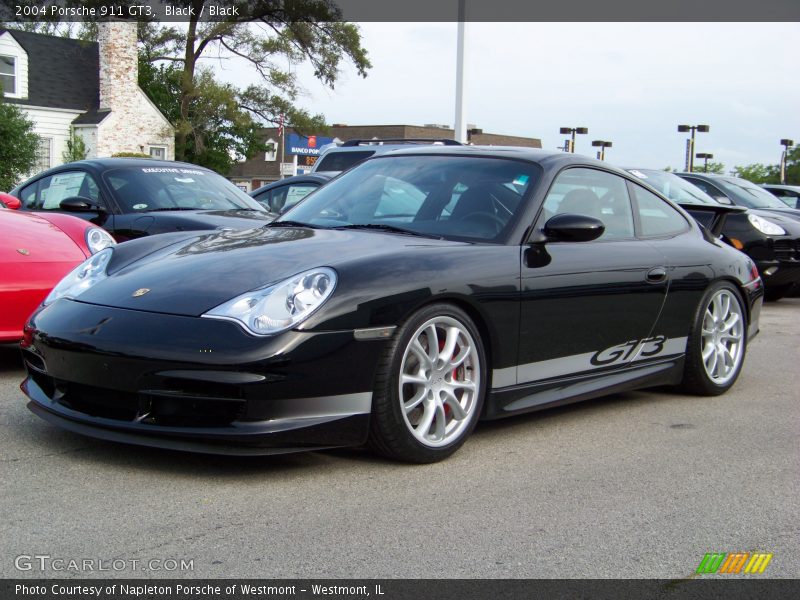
left=315, top=151, right=375, bottom=173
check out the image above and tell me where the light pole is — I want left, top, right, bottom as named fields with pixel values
left=780, top=138, right=794, bottom=184
left=695, top=152, right=714, bottom=173
left=453, top=0, right=468, bottom=143
left=591, top=140, right=612, bottom=161
left=678, top=124, right=709, bottom=172
left=559, top=127, right=588, bottom=153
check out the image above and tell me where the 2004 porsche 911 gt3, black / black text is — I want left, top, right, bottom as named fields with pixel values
left=20, top=148, right=763, bottom=462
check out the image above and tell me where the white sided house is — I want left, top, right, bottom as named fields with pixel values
left=0, top=22, right=174, bottom=176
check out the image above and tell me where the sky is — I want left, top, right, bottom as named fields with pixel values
left=211, top=22, right=800, bottom=172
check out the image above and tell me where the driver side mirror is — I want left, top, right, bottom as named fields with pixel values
left=59, top=196, right=105, bottom=212
left=534, top=213, right=605, bottom=243
left=0, top=193, right=21, bottom=210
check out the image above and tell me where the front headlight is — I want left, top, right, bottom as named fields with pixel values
left=748, top=214, right=785, bottom=236
left=43, top=248, right=113, bottom=306
left=202, top=267, right=337, bottom=336
left=85, top=227, right=116, bottom=254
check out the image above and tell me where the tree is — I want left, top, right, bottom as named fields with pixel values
left=4, top=2, right=372, bottom=172
left=691, top=161, right=725, bottom=175
left=63, top=127, right=88, bottom=163
left=733, top=163, right=780, bottom=185
left=137, top=2, right=370, bottom=167
left=0, top=99, right=39, bottom=190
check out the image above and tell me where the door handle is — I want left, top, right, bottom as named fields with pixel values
left=646, top=267, right=667, bottom=283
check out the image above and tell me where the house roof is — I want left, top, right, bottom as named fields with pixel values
left=0, top=28, right=99, bottom=111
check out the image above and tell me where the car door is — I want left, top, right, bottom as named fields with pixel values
left=516, top=167, right=669, bottom=387
left=21, top=169, right=114, bottom=230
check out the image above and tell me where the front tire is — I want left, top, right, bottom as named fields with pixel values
left=679, top=282, right=747, bottom=396
left=368, top=304, right=486, bottom=463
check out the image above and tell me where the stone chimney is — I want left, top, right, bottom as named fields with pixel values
left=97, top=21, right=139, bottom=111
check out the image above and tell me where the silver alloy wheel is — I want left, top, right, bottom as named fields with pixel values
left=700, top=289, right=745, bottom=385
left=398, top=316, right=481, bottom=448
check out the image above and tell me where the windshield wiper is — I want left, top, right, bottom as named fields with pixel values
left=268, top=220, right=318, bottom=229
left=334, top=223, right=440, bottom=239
left=147, top=207, right=201, bottom=212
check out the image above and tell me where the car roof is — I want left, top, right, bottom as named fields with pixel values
left=60, top=157, right=214, bottom=171
left=365, top=144, right=625, bottom=172
left=762, top=184, right=800, bottom=190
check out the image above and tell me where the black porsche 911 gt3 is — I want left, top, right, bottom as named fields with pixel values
left=20, top=147, right=763, bottom=463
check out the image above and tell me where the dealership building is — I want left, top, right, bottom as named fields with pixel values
left=228, top=124, right=542, bottom=192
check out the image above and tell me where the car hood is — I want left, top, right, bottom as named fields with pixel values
left=0, top=210, right=86, bottom=265
left=75, top=226, right=462, bottom=317
left=748, top=209, right=800, bottom=233
left=750, top=206, right=800, bottom=222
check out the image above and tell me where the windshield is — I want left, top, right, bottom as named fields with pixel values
left=628, top=170, right=717, bottom=205
left=718, top=177, right=789, bottom=209
left=279, top=155, right=540, bottom=242
left=315, top=151, right=375, bottom=173
left=103, top=166, right=266, bottom=213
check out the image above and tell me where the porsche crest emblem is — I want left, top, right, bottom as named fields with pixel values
left=132, top=288, right=151, bottom=297
left=16, top=249, right=30, bottom=256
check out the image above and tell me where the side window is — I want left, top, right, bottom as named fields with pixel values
left=542, top=168, right=635, bottom=240
left=19, top=182, right=39, bottom=209
left=281, top=184, right=319, bottom=212
left=37, top=171, right=102, bottom=210
left=629, top=183, right=689, bottom=237
left=685, top=178, right=726, bottom=201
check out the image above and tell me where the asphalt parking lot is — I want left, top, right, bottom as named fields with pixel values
left=1, top=299, right=797, bottom=580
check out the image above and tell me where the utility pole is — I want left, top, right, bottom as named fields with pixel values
left=454, top=0, right=467, bottom=143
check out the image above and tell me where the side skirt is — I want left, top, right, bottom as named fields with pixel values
left=482, top=356, right=685, bottom=420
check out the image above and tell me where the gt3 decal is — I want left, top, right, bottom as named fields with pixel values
left=590, top=336, right=667, bottom=366
left=494, top=336, right=688, bottom=388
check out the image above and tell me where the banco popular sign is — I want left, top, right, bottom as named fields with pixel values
left=287, top=133, right=335, bottom=156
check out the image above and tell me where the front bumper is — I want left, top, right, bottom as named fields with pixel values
left=755, top=258, right=800, bottom=288
left=20, top=299, right=387, bottom=454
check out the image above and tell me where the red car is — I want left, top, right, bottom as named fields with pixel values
left=0, top=209, right=115, bottom=342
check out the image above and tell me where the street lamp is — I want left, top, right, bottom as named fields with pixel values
left=591, top=140, right=612, bottom=161
left=677, top=124, right=709, bottom=172
left=559, top=126, right=588, bottom=153
left=695, top=152, right=714, bottom=173
left=780, top=138, right=794, bottom=184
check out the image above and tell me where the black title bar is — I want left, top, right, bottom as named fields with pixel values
left=1, top=0, right=799, bottom=23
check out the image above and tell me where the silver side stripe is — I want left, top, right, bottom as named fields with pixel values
left=492, top=336, right=688, bottom=389
left=267, top=392, right=372, bottom=419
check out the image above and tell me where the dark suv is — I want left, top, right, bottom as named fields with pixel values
left=312, top=138, right=463, bottom=174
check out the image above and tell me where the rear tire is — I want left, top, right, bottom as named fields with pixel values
left=679, top=282, right=747, bottom=396
left=368, top=304, right=486, bottom=463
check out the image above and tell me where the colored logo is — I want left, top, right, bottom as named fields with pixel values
left=132, top=288, right=151, bottom=298
left=696, top=552, right=773, bottom=574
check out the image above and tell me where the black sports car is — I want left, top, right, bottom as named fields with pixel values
left=627, top=169, right=800, bottom=301
left=10, top=158, right=274, bottom=241
left=20, top=148, right=763, bottom=463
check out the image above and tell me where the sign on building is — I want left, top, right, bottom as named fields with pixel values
left=286, top=133, right=335, bottom=156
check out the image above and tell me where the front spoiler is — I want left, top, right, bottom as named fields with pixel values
left=23, top=376, right=371, bottom=456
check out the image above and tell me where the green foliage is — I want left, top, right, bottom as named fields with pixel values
left=111, top=152, right=152, bottom=158
left=733, top=163, right=780, bottom=184
left=733, top=147, right=799, bottom=185
left=63, top=127, right=88, bottom=163
left=691, top=161, right=725, bottom=175
left=0, top=101, right=40, bottom=190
